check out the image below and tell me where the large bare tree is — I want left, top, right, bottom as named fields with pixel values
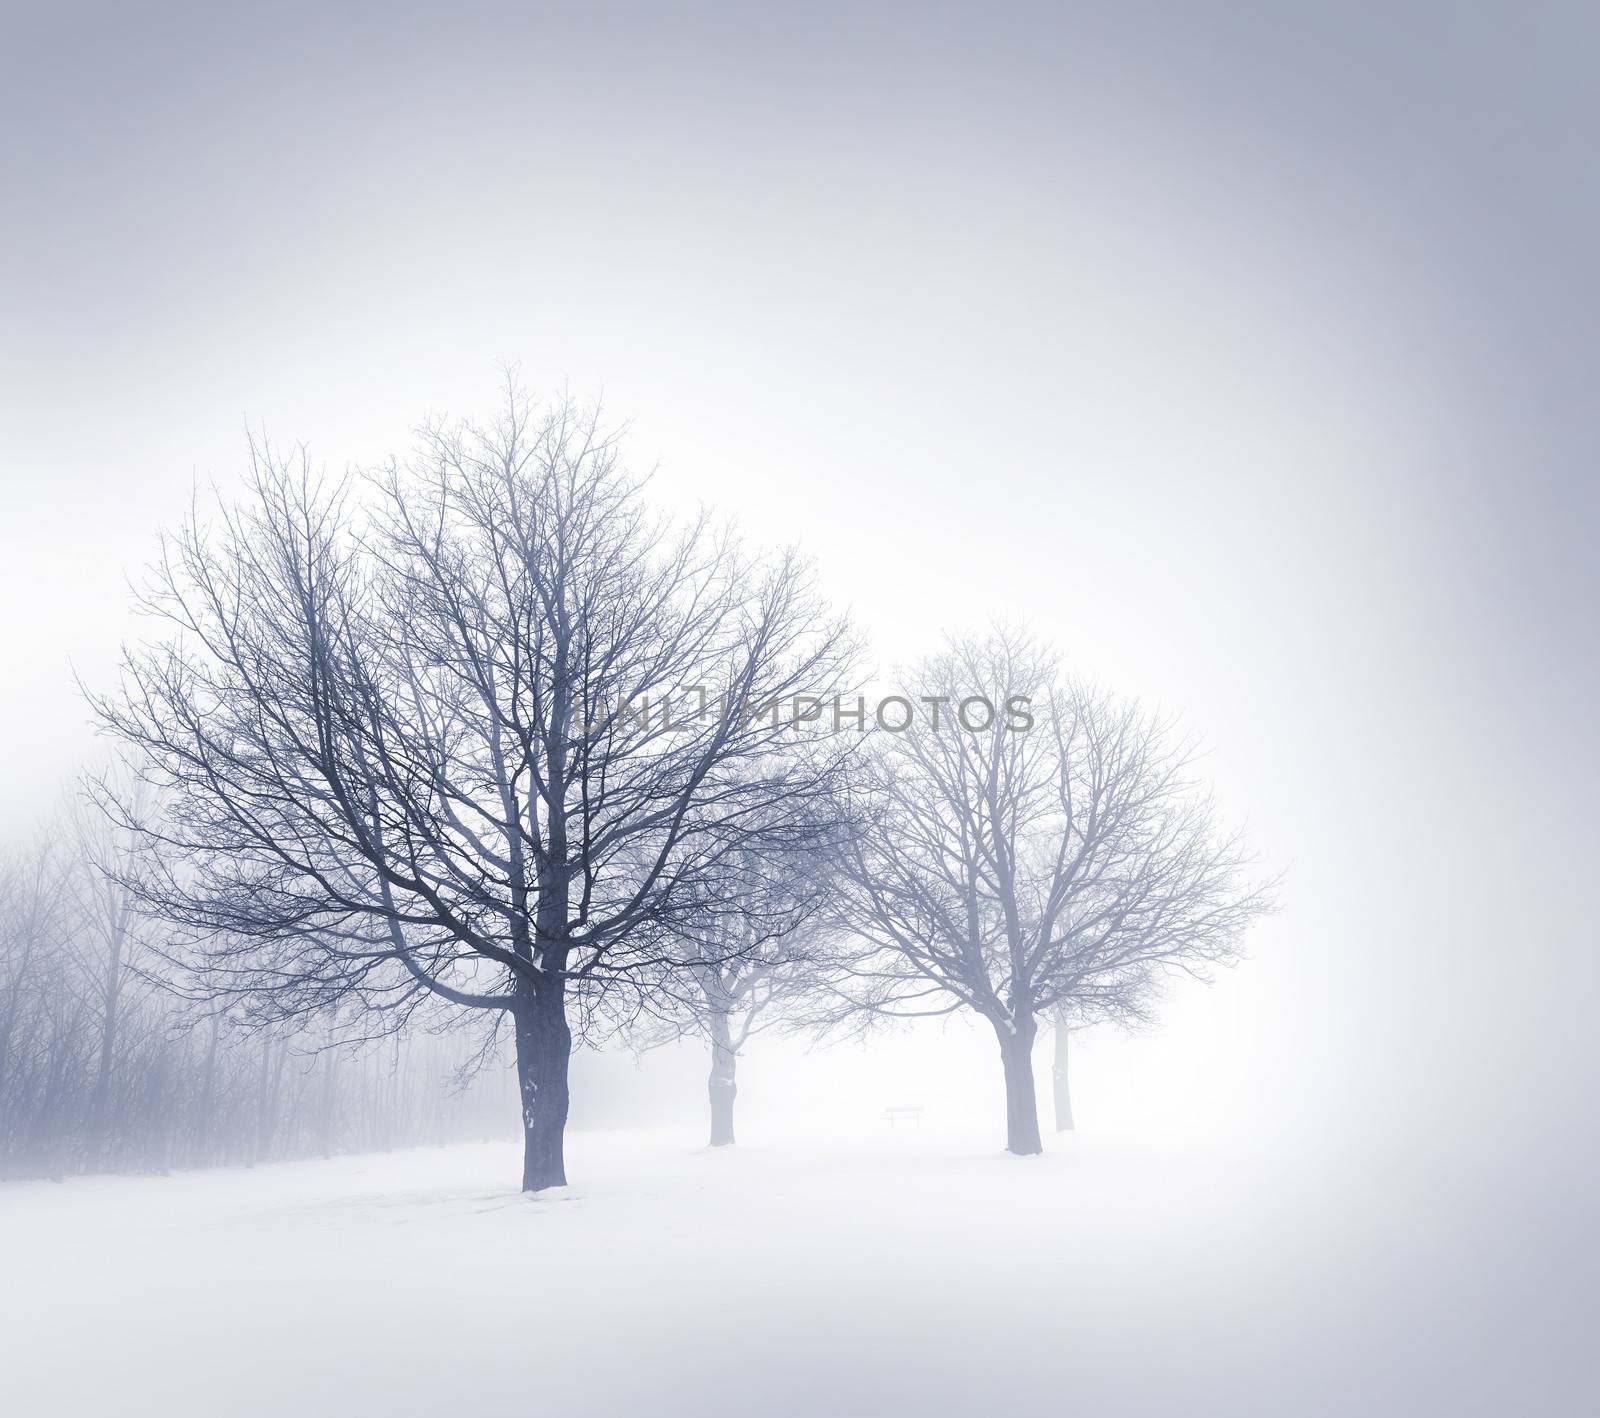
left=91, top=391, right=854, bottom=1189
left=830, top=631, right=1272, bottom=1155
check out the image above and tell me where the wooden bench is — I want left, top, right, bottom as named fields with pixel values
left=884, top=1105, right=924, bottom=1128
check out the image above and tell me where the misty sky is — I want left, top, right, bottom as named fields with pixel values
left=1, top=1, right=1596, bottom=1213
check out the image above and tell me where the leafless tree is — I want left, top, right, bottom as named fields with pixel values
left=90, top=389, right=855, bottom=1189
left=828, top=631, right=1273, bottom=1155
left=642, top=841, right=838, bottom=1147
left=0, top=836, right=78, bottom=1175
left=0, top=807, right=519, bottom=1181
left=68, top=787, right=151, bottom=1163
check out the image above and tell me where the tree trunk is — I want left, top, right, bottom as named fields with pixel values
left=1052, top=1016, right=1074, bottom=1132
left=147, top=1038, right=172, bottom=1175
left=195, top=1015, right=220, bottom=1165
left=998, top=1019, right=1042, bottom=1156
left=90, top=999, right=117, bottom=1165
left=90, top=932, right=124, bottom=1167
left=513, top=981, right=571, bottom=1191
left=254, top=1037, right=287, bottom=1166
left=707, top=1011, right=737, bottom=1147
left=320, top=1048, right=338, bottom=1158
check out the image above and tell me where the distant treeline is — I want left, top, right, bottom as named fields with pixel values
left=0, top=833, right=515, bottom=1182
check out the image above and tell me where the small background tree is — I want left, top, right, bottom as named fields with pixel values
left=635, top=840, right=838, bottom=1147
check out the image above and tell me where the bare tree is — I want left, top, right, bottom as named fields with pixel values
left=0, top=811, right=517, bottom=1181
left=829, top=631, right=1272, bottom=1155
left=644, top=842, right=836, bottom=1147
left=0, top=842, right=63, bottom=1107
left=90, top=390, right=854, bottom=1189
left=0, top=837, right=78, bottom=1175
left=69, top=789, right=151, bottom=1163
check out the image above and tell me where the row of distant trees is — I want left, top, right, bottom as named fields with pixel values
left=5, top=389, right=1271, bottom=1191
left=0, top=825, right=514, bottom=1180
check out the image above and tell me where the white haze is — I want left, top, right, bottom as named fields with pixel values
left=1, top=3, right=1595, bottom=1414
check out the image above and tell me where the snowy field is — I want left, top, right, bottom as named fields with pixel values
left=2, top=1122, right=1578, bottom=1416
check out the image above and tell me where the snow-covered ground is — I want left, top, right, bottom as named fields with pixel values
left=0, top=1124, right=1582, bottom=1416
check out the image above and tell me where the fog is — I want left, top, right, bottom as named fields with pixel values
left=1, top=3, right=1595, bottom=1414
